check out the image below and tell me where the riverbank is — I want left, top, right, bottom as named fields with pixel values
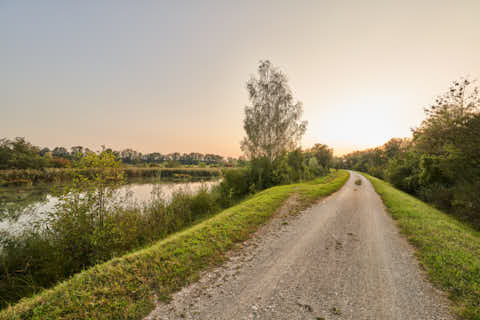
left=0, top=170, right=349, bottom=320
left=0, top=167, right=221, bottom=186
left=0, top=178, right=221, bottom=308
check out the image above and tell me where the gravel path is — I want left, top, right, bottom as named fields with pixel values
left=145, top=171, right=455, bottom=320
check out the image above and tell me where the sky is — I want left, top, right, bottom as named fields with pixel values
left=2, top=0, right=480, bottom=157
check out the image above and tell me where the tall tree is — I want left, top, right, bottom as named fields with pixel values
left=241, top=60, right=307, bottom=161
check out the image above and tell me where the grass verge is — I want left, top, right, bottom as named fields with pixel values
left=362, top=173, right=480, bottom=320
left=0, top=170, right=349, bottom=320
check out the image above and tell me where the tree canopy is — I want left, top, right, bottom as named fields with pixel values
left=241, top=60, right=307, bottom=161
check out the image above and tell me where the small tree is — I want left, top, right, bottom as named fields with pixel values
left=308, top=143, right=333, bottom=170
left=47, top=150, right=126, bottom=267
left=241, top=60, right=307, bottom=161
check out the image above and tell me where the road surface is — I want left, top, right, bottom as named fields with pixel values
left=146, top=171, right=454, bottom=320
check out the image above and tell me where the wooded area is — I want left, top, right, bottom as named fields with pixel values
left=342, top=79, right=480, bottom=226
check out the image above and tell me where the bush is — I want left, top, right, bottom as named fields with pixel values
left=385, top=151, right=421, bottom=194
left=307, top=157, right=327, bottom=177
left=217, top=151, right=328, bottom=208
left=249, top=157, right=275, bottom=190
left=217, top=168, right=250, bottom=207
left=287, top=149, right=309, bottom=182
left=50, top=158, right=71, bottom=168
left=452, top=181, right=480, bottom=225
left=417, top=183, right=453, bottom=211
left=190, top=187, right=219, bottom=217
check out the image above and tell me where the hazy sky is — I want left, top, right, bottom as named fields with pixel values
left=2, top=0, right=480, bottom=156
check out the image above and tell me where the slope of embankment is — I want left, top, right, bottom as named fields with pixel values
left=363, top=174, right=480, bottom=320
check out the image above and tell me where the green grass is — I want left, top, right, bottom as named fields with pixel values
left=0, top=170, right=349, bottom=320
left=362, top=173, right=480, bottom=320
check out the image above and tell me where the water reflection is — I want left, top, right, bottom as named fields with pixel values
left=0, top=179, right=220, bottom=233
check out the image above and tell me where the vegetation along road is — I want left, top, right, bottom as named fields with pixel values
left=146, top=171, right=454, bottom=320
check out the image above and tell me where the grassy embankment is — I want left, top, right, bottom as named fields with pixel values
left=0, top=167, right=220, bottom=186
left=363, top=174, right=480, bottom=320
left=0, top=170, right=349, bottom=320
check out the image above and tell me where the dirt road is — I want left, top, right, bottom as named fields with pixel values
left=146, top=172, right=454, bottom=320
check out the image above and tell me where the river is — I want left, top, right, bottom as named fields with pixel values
left=0, top=178, right=220, bottom=234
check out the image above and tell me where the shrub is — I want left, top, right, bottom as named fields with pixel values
left=217, top=168, right=250, bottom=207
left=418, top=183, right=454, bottom=212
left=190, top=187, right=219, bottom=217
left=50, top=157, right=71, bottom=168
left=385, top=151, right=421, bottom=194
left=287, top=149, right=309, bottom=182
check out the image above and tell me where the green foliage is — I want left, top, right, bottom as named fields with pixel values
left=217, top=168, right=250, bottom=207
left=241, top=60, right=307, bottom=161
left=218, top=148, right=327, bottom=208
left=384, top=150, right=421, bottom=194
left=342, top=138, right=409, bottom=179
left=307, top=143, right=333, bottom=170
left=164, top=160, right=182, bottom=168
left=249, top=157, right=275, bottom=190
left=307, top=157, right=321, bottom=176
left=344, top=78, right=480, bottom=226
left=0, top=138, right=48, bottom=170
left=286, top=149, right=308, bottom=182
left=189, top=187, right=220, bottom=218
left=411, top=78, right=479, bottom=222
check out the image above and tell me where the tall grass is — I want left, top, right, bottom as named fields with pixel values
left=0, top=184, right=220, bottom=308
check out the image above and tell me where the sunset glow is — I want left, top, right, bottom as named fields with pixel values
left=2, top=0, right=480, bottom=156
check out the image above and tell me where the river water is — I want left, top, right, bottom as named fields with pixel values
left=0, top=178, right=220, bottom=234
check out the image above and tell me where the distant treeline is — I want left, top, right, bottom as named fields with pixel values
left=342, top=79, right=480, bottom=226
left=0, top=137, right=237, bottom=170
left=0, top=167, right=221, bottom=187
